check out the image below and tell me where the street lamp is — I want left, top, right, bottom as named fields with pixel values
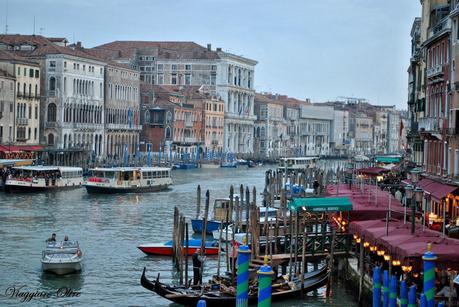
left=405, top=184, right=413, bottom=227
left=415, top=187, right=424, bottom=231
left=409, top=168, right=422, bottom=234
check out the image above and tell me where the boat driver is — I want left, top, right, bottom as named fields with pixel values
left=47, top=233, right=56, bottom=242
left=192, top=249, right=204, bottom=285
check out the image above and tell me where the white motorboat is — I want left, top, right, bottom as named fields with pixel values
left=278, top=157, right=319, bottom=171
left=5, top=166, right=83, bottom=192
left=41, top=241, right=83, bottom=275
left=84, top=166, right=172, bottom=194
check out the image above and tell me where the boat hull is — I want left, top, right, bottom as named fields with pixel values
left=5, top=183, right=82, bottom=193
left=41, top=261, right=82, bottom=275
left=191, top=219, right=221, bottom=234
left=84, top=184, right=170, bottom=194
left=138, top=245, right=219, bottom=256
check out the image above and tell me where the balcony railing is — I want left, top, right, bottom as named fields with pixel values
left=45, top=122, right=57, bottom=128
left=426, top=65, right=443, bottom=78
left=447, top=127, right=459, bottom=135
left=418, top=117, right=439, bottom=132
left=16, top=118, right=28, bottom=125
left=211, top=140, right=219, bottom=145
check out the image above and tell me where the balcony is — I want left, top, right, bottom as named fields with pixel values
left=184, top=137, right=196, bottom=143
left=447, top=128, right=459, bottom=135
left=426, top=65, right=444, bottom=79
left=184, top=121, right=193, bottom=128
left=45, top=122, right=57, bottom=128
left=418, top=117, right=439, bottom=132
left=211, top=140, right=219, bottom=145
left=427, top=17, right=450, bottom=41
left=16, top=118, right=28, bottom=125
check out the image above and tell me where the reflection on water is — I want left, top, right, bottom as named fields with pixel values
left=0, top=164, right=357, bottom=306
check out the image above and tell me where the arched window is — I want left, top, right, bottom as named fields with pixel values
left=165, top=126, right=171, bottom=140
left=28, top=84, right=31, bottom=97
left=63, top=134, right=67, bottom=148
left=49, top=77, right=56, bottom=91
left=47, top=103, right=57, bottom=122
left=48, top=134, right=55, bottom=146
left=35, top=84, right=38, bottom=97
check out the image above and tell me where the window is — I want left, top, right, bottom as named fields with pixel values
left=171, top=64, right=177, bottom=71
left=48, top=133, right=55, bottom=145
left=29, top=69, right=34, bottom=78
left=73, top=63, right=76, bottom=69
left=49, top=77, right=56, bottom=91
left=83, top=65, right=86, bottom=71
left=185, top=64, right=191, bottom=71
left=64, top=61, right=67, bottom=68
left=157, top=64, right=163, bottom=71
left=35, top=106, right=38, bottom=119
left=49, top=61, right=56, bottom=68
left=47, top=103, right=57, bottom=122
left=145, top=111, right=150, bottom=123
left=100, top=68, right=103, bottom=74
left=35, top=69, right=39, bottom=78
left=157, top=74, right=164, bottom=84
left=17, top=66, right=20, bottom=76
left=211, top=73, right=216, bottom=85
left=185, top=73, right=191, bottom=85
left=24, top=68, right=27, bottom=75
left=211, top=65, right=217, bottom=71
left=34, top=128, right=37, bottom=140
left=171, top=73, right=177, bottom=85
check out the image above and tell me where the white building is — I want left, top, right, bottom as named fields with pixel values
left=216, top=51, right=257, bottom=154
left=299, top=105, right=334, bottom=156
left=331, top=109, right=349, bottom=154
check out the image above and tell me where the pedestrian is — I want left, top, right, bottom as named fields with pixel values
left=192, top=248, right=204, bottom=285
left=47, top=233, right=56, bottom=242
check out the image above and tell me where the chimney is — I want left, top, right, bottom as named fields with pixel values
left=207, top=43, right=211, bottom=51
left=76, top=41, right=82, bottom=49
left=216, top=47, right=222, bottom=52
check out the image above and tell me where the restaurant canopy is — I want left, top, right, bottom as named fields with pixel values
left=350, top=219, right=459, bottom=269
left=288, top=197, right=352, bottom=213
left=375, top=155, right=402, bottom=164
left=356, top=167, right=390, bottom=177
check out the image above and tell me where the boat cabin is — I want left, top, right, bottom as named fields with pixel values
left=278, top=157, right=318, bottom=170
left=6, top=166, right=83, bottom=190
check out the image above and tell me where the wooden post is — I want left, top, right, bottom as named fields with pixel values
left=245, top=186, right=250, bottom=234
left=185, top=222, right=189, bottom=288
left=288, top=208, right=293, bottom=281
left=196, top=185, right=201, bottom=219
left=216, top=221, right=224, bottom=277
left=172, top=207, right=178, bottom=266
left=300, top=215, right=306, bottom=298
left=358, top=240, right=365, bottom=305
left=327, top=227, right=336, bottom=296
left=294, top=211, right=299, bottom=275
left=200, top=190, right=210, bottom=285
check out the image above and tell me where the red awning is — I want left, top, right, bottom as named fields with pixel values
left=0, top=145, right=22, bottom=152
left=16, top=145, right=43, bottom=151
left=422, top=181, right=458, bottom=202
left=356, top=167, right=389, bottom=177
left=416, top=178, right=436, bottom=190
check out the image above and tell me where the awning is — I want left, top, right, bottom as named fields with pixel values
left=422, top=181, right=459, bottom=202
left=357, top=167, right=390, bottom=177
left=288, top=197, right=352, bottom=213
left=0, top=145, right=21, bottom=152
left=17, top=145, right=43, bottom=151
left=375, top=156, right=402, bottom=163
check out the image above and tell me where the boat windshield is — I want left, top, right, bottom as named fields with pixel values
left=91, top=170, right=116, bottom=179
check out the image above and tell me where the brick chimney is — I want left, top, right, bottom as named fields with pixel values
left=216, top=47, right=222, bottom=52
left=207, top=43, right=211, bottom=51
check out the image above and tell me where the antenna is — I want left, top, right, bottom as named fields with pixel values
left=33, top=16, right=35, bottom=35
left=5, top=0, right=9, bottom=34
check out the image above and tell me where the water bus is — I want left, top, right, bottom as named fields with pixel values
left=84, top=167, right=172, bottom=194
left=5, top=166, right=83, bottom=192
left=278, top=157, right=319, bottom=171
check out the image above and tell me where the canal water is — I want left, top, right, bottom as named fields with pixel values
left=0, top=165, right=357, bottom=306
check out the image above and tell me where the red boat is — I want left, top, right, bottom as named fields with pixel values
left=138, top=240, right=220, bottom=256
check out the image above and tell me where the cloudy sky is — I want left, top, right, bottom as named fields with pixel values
left=2, top=0, right=420, bottom=108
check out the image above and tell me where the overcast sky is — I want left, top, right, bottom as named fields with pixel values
left=2, top=0, right=420, bottom=109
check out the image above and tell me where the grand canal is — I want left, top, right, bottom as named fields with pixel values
left=0, top=165, right=357, bottom=306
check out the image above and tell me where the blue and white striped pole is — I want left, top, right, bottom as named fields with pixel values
left=420, top=293, right=427, bottom=307
left=236, top=243, right=251, bottom=307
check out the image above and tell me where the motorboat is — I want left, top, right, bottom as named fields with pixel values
left=138, top=239, right=219, bottom=256
left=191, top=197, right=240, bottom=234
left=277, top=157, right=319, bottom=171
left=220, top=161, right=237, bottom=168
left=41, top=241, right=83, bottom=275
left=5, top=166, right=83, bottom=192
left=84, top=167, right=172, bottom=194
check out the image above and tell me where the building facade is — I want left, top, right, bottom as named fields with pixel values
left=299, top=105, right=333, bottom=156
left=0, top=69, right=15, bottom=148
left=0, top=51, right=41, bottom=146
left=202, top=97, right=224, bottom=154
left=104, top=64, right=141, bottom=160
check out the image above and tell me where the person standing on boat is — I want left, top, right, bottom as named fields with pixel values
left=47, top=233, right=56, bottom=242
left=192, top=248, right=204, bottom=285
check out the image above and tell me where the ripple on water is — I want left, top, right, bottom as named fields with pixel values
left=0, top=165, right=357, bottom=306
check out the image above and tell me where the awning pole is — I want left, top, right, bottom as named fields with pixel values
left=443, top=199, right=446, bottom=238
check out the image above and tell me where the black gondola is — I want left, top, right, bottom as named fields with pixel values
left=140, top=265, right=329, bottom=307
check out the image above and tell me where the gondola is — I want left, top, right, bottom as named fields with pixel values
left=140, top=264, right=329, bottom=307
